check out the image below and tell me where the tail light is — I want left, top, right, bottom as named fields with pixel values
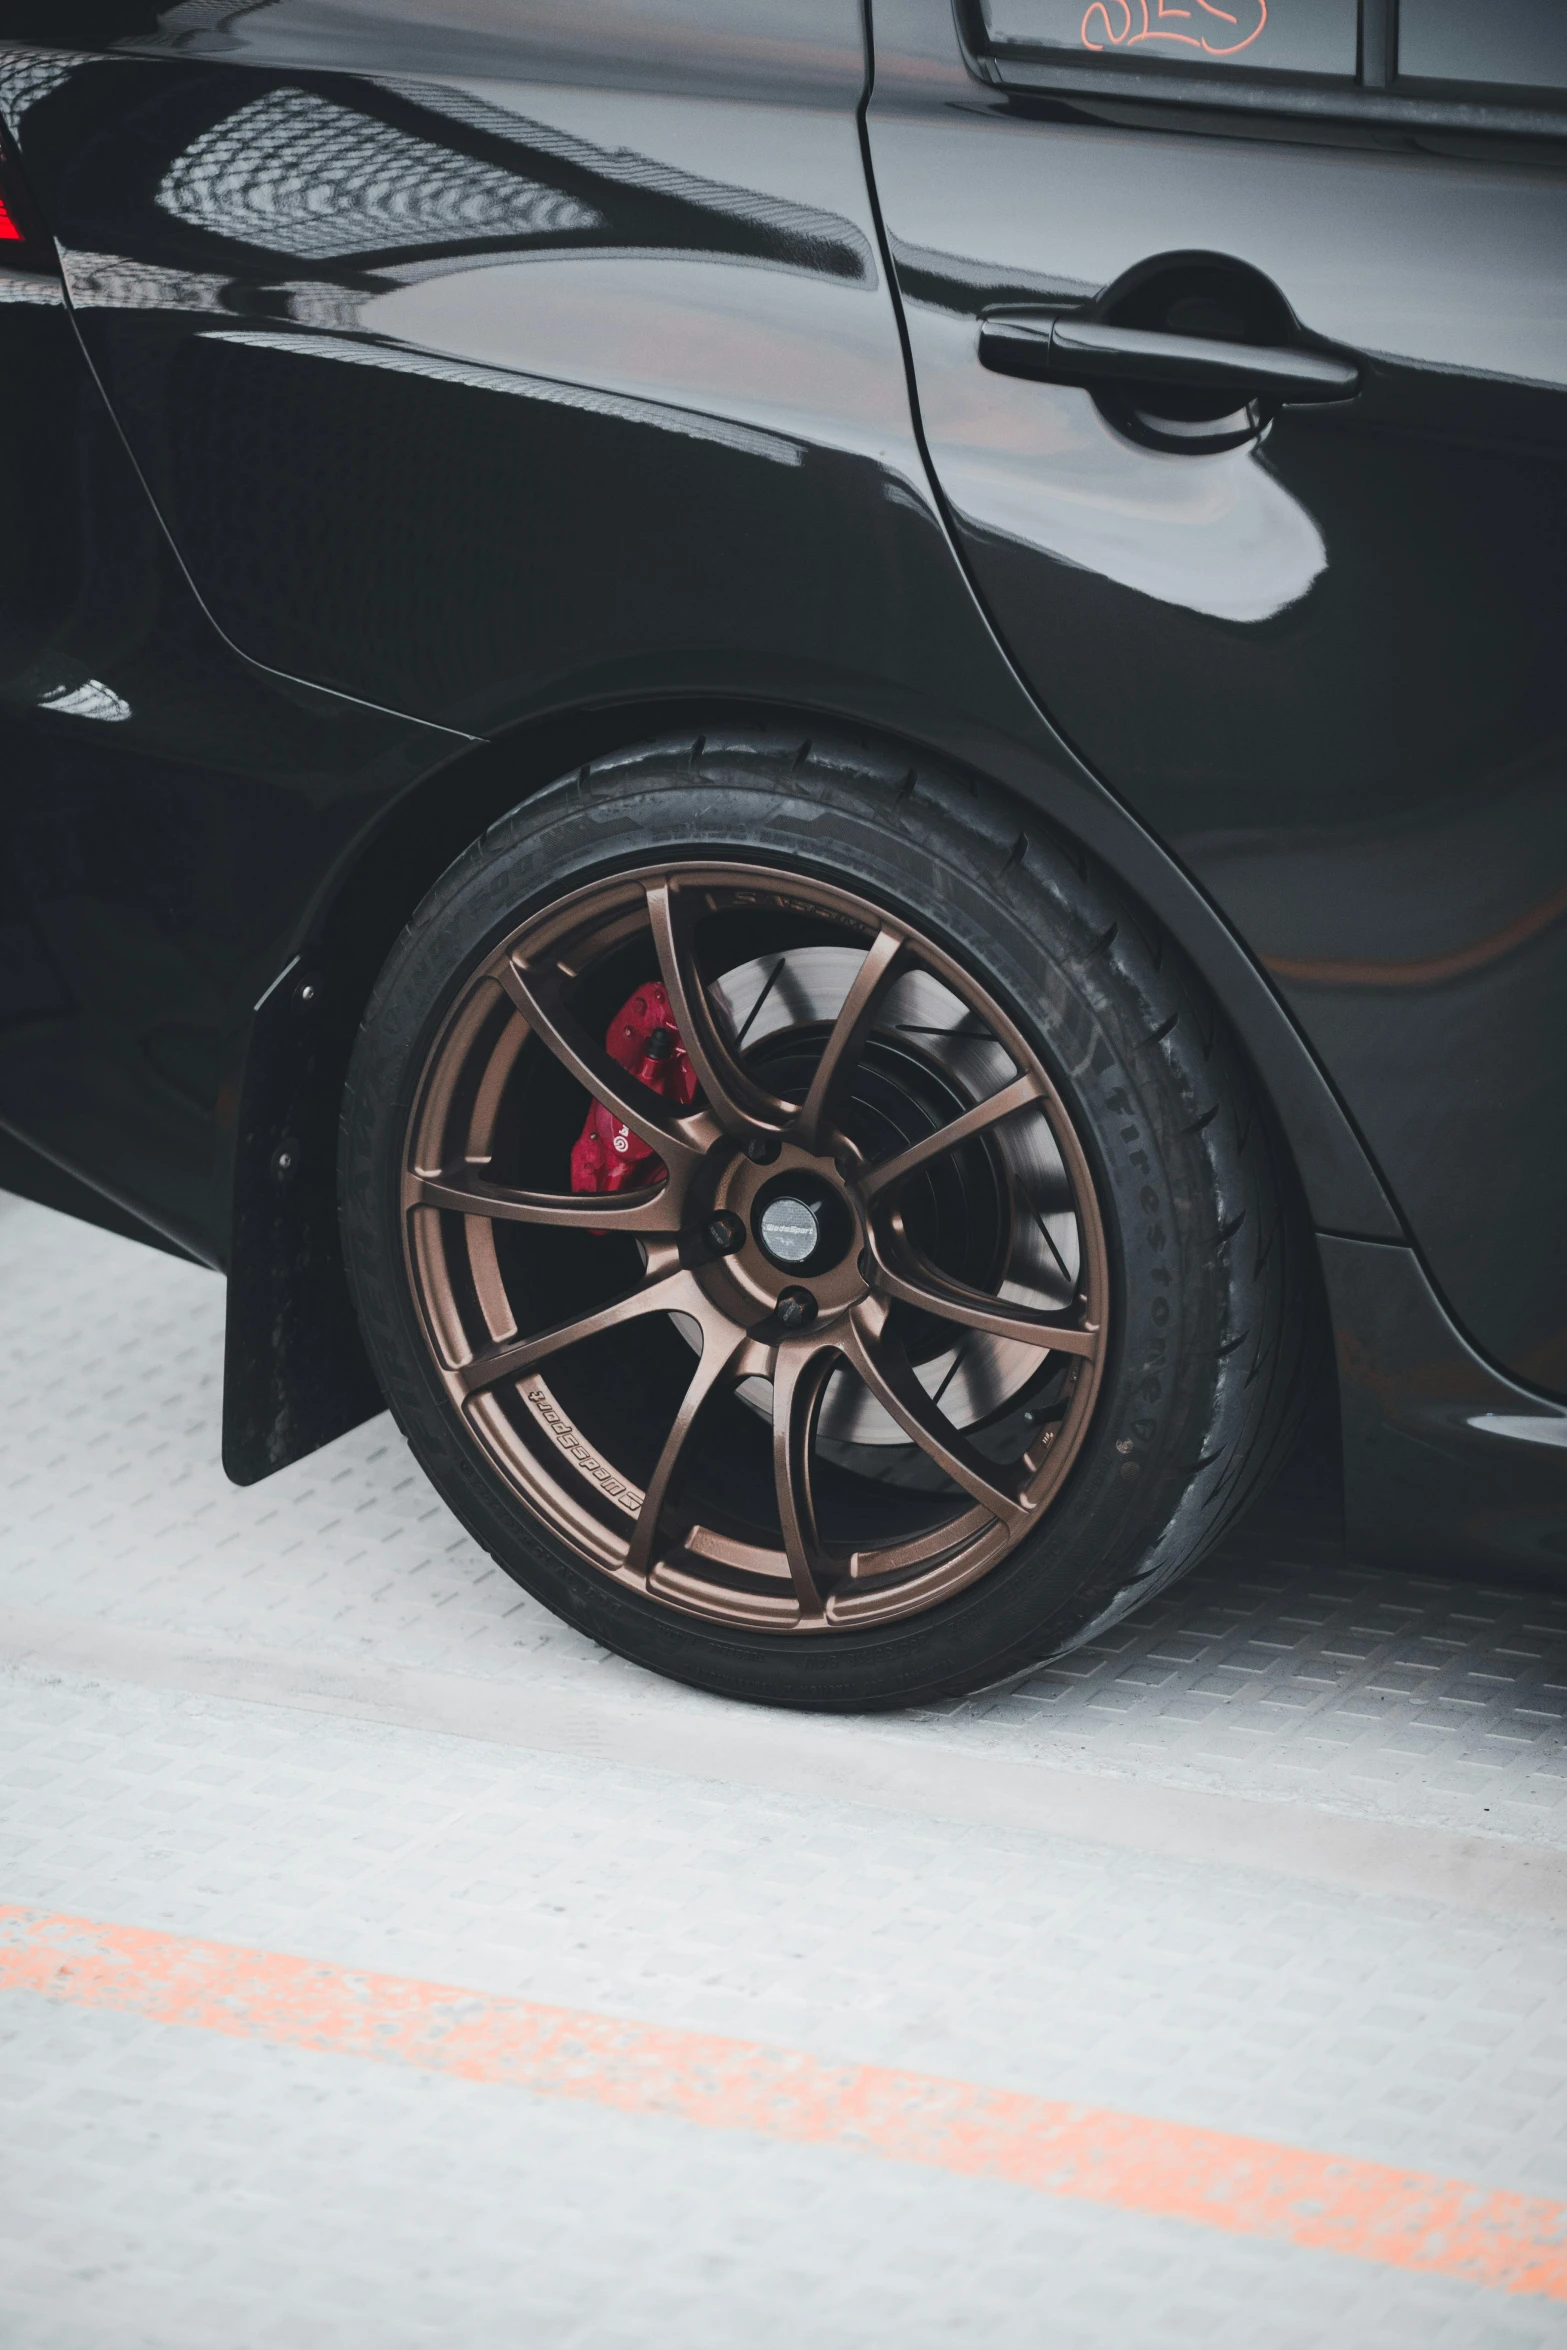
left=0, top=136, right=45, bottom=253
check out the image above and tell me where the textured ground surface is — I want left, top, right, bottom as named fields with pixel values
left=2, top=1189, right=1566, bottom=2348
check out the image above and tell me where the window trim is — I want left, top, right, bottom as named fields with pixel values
left=958, top=0, right=1567, bottom=141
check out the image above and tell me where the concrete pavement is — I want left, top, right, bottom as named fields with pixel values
left=3, top=1189, right=1566, bottom=2347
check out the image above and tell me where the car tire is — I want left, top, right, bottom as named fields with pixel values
left=339, top=729, right=1320, bottom=1710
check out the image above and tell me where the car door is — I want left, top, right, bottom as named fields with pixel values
left=867, top=0, right=1567, bottom=1398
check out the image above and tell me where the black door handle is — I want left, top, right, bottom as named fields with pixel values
left=979, top=313, right=1360, bottom=406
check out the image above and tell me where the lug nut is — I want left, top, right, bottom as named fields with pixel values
left=774, top=1286, right=818, bottom=1330
left=743, top=1133, right=781, bottom=1164
left=705, top=1211, right=745, bottom=1254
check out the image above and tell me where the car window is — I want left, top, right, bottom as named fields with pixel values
left=977, top=0, right=1359, bottom=78
left=1397, top=0, right=1567, bottom=96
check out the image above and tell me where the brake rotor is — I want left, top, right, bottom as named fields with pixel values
left=707, top=947, right=1079, bottom=1441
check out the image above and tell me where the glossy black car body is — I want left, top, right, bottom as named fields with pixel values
left=0, top=0, right=1563, bottom=1583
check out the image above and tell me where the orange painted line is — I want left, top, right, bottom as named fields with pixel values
left=4, top=1902, right=1565, bottom=2299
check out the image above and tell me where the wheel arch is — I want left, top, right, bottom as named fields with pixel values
left=221, top=691, right=1393, bottom=1485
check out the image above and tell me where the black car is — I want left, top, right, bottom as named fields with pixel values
left=1, top=0, right=1564, bottom=1709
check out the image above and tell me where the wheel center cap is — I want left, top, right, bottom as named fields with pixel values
left=757, top=1196, right=820, bottom=1267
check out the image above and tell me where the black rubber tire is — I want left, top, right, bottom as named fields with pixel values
left=340, top=730, right=1321, bottom=1711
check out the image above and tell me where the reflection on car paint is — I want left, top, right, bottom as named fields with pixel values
left=0, top=49, right=73, bottom=129
left=202, top=325, right=807, bottom=466
left=0, top=269, right=60, bottom=305
left=1263, top=881, right=1567, bottom=992
left=36, top=679, right=132, bottom=723
left=152, top=74, right=874, bottom=284
left=890, top=307, right=1327, bottom=623
left=367, top=77, right=876, bottom=283
left=1468, top=1415, right=1567, bottom=1451
left=62, top=253, right=232, bottom=312
left=157, top=87, right=603, bottom=259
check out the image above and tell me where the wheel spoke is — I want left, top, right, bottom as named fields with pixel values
left=795, top=926, right=906, bottom=1152
left=457, top=1259, right=701, bottom=1397
left=406, top=854, right=1116, bottom=1636
left=623, top=1326, right=744, bottom=1581
left=645, top=880, right=791, bottom=1141
left=412, top=1168, right=680, bottom=1233
left=497, top=957, right=710, bottom=1173
left=843, top=1316, right=1030, bottom=1527
left=867, top=1229, right=1101, bottom=1358
left=771, top=1340, right=839, bottom=1616
left=859, top=1072, right=1046, bottom=1201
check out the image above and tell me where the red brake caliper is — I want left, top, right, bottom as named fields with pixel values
left=569, top=982, right=697, bottom=1198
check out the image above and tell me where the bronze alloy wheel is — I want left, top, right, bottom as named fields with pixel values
left=400, top=861, right=1110, bottom=1632
left=344, top=736, right=1318, bottom=1708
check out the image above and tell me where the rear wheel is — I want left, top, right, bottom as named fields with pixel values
left=340, top=731, right=1317, bottom=1708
